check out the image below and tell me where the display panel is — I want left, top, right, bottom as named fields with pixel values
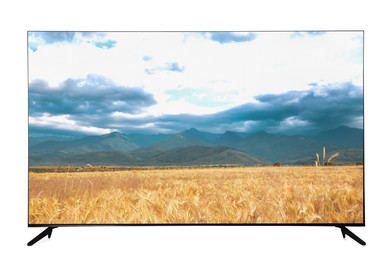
left=28, top=31, right=364, bottom=225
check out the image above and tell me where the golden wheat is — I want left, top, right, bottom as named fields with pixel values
left=28, top=166, right=363, bottom=224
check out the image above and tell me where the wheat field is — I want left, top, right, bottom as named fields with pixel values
left=28, top=166, right=363, bottom=224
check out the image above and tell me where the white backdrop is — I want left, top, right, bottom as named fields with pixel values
left=0, top=1, right=389, bottom=259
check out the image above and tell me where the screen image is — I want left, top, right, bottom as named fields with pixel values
left=28, top=31, right=364, bottom=225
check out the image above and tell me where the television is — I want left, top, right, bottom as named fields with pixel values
left=28, top=31, right=365, bottom=245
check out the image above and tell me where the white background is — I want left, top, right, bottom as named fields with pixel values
left=0, top=1, right=389, bottom=259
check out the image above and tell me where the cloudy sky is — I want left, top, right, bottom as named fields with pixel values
left=28, top=31, right=363, bottom=136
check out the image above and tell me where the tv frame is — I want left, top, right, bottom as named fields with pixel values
left=27, top=30, right=365, bottom=246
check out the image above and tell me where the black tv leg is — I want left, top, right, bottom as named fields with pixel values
left=28, top=227, right=58, bottom=246
left=336, top=226, right=366, bottom=246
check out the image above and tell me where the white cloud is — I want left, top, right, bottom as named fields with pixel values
left=29, top=113, right=115, bottom=135
left=280, top=116, right=311, bottom=128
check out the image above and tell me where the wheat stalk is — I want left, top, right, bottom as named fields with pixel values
left=322, top=146, right=326, bottom=166
left=315, top=153, right=320, bottom=167
left=327, top=152, right=340, bottom=164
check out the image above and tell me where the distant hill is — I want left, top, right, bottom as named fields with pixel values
left=29, top=145, right=265, bottom=166
left=313, top=126, right=363, bottom=148
left=29, top=126, right=364, bottom=166
left=148, top=146, right=265, bottom=165
left=149, top=128, right=219, bottom=152
left=332, top=148, right=364, bottom=164
left=30, top=151, right=140, bottom=166
left=216, top=131, right=243, bottom=147
left=124, top=133, right=170, bottom=147
left=30, top=132, right=139, bottom=156
left=294, top=148, right=364, bottom=165
left=236, top=131, right=322, bottom=163
left=62, top=151, right=141, bottom=165
left=214, top=131, right=328, bottom=163
left=28, top=135, right=78, bottom=147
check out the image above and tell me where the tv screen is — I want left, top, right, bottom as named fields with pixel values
left=28, top=31, right=364, bottom=225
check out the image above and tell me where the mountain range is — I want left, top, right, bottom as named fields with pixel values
left=29, top=126, right=363, bottom=166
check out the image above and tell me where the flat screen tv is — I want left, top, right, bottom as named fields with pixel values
left=28, top=31, right=365, bottom=245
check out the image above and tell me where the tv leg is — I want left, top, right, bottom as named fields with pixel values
left=336, top=226, right=366, bottom=246
left=28, top=227, right=58, bottom=246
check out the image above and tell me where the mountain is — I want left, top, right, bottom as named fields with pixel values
left=149, top=128, right=220, bottom=151
left=30, top=132, right=139, bottom=156
left=214, top=131, right=326, bottom=164
left=30, top=151, right=140, bottom=166
left=125, top=133, right=170, bottom=147
left=29, top=145, right=265, bottom=166
left=216, top=131, right=243, bottom=147
left=28, top=135, right=78, bottom=147
left=148, top=146, right=265, bottom=166
left=213, top=127, right=363, bottom=164
left=333, top=148, right=364, bottom=164
left=313, top=126, right=363, bottom=148
left=29, top=126, right=364, bottom=166
left=62, top=151, right=140, bottom=165
left=181, top=128, right=220, bottom=142
left=294, top=148, right=364, bottom=165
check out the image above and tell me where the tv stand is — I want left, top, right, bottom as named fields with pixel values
left=27, top=226, right=366, bottom=246
left=336, top=226, right=366, bottom=245
left=28, top=227, right=58, bottom=246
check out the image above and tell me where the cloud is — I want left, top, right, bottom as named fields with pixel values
left=30, top=81, right=362, bottom=136
left=144, top=69, right=155, bottom=75
left=29, top=74, right=156, bottom=116
left=205, top=32, right=256, bottom=44
left=306, top=31, right=326, bottom=36
left=32, top=32, right=76, bottom=43
left=145, top=62, right=185, bottom=75
left=28, top=32, right=115, bottom=51
left=213, top=82, right=363, bottom=134
left=28, top=32, right=363, bottom=136
left=166, top=62, right=185, bottom=72
left=102, top=82, right=362, bottom=135
left=291, top=31, right=326, bottom=38
left=29, top=114, right=115, bottom=136
left=136, top=82, right=362, bottom=134
left=143, top=56, right=152, bottom=61
left=94, top=40, right=117, bottom=49
left=29, top=75, right=158, bottom=135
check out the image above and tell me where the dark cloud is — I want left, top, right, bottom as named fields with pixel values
left=29, top=75, right=156, bottom=116
left=111, top=82, right=363, bottom=135
left=213, top=82, right=363, bottom=134
left=29, top=125, right=88, bottom=138
left=29, top=81, right=363, bottom=136
left=207, top=32, right=256, bottom=44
